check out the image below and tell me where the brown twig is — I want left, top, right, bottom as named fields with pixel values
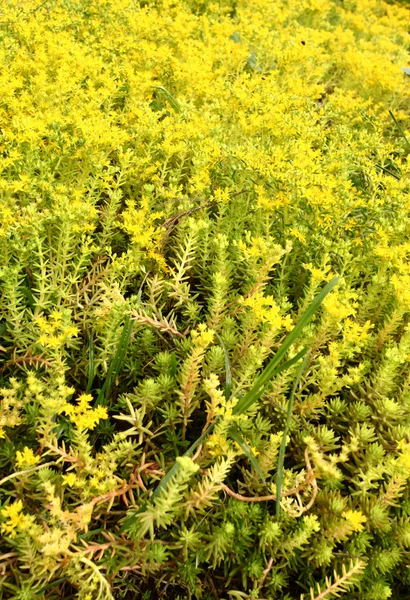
left=159, top=189, right=248, bottom=205
left=301, top=448, right=318, bottom=513
left=0, top=552, right=18, bottom=563
left=45, top=442, right=82, bottom=465
left=131, top=309, right=184, bottom=338
left=191, top=443, right=203, bottom=462
left=120, top=564, right=142, bottom=572
left=73, top=255, right=109, bottom=299
left=89, top=474, right=142, bottom=511
left=220, top=448, right=318, bottom=510
left=89, top=462, right=164, bottom=511
left=258, top=556, right=274, bottom=589
left=0, top=461, right=60, bottom=487
left=160, top=189, right=248, bottom=246
left=162, top=201, right=218, bottom=232
left=0, top=353, right=53, bottom=374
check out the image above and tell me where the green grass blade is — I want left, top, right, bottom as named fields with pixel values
left=122, top=425, right=214, bottom=530
left=152, top=425, right=213, bottom=500
left=389, top=110, right=410, bottom=150
left=272, top=346, right=307, bottom=377
left=86, top=336, right=95, bottom=393
left=152, top=85, right=181, bottom=114
left=275, top=352, right=310, bottom=519
left=375, top=162, right=401, bottom=180
left=96, top=315, right=133, bottom=406
left=233, top=276, right=339, bottom=415
left=216, top=333, right=232, bottom=399
left=224, top=342, right=306, bottom=415
left=229, top=426, right=265, bottom=482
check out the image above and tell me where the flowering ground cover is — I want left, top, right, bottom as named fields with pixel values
left=1, top=0, right=410, bottom=598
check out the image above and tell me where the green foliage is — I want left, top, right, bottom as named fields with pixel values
left=1, top=0, right=410, bottom=598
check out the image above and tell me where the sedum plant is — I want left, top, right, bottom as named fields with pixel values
left=1, top=0, right=410, bottom=598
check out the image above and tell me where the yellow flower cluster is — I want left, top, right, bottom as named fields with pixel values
left=203, top=373, right=239, bottom=422
left=0, top=378, right=23, bottom=439
left=15, top=447, right=40, bottom=468
left=241, top=292, right=293, bottom=331
left=60, top=394, right=108, bottom=431
left=342, top=510, right=367, bottom=532
left=35, top=312, right=79, bottom=350
left=62, top=452, right=118, bottom=495
left=237, top=235, right=289, bottom=264
left=191, top=323, right=215, bottom=349
left=120, top=196, right=167, bottom=270
left=1, top=500, right=37, bottom=538
left=203, top=374, right=254, bottom=458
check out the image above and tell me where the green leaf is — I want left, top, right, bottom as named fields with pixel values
left=122, top=424, right=215, bottom=530
left=86, top=336, right=95, bottom=394
left=96, top=315, right=133, bottom=406
left=151, top=426, right=212, bottom=500
left=276, top=352, right=310, bottom=519
left=389, top=109, right=410, bottom=150
left=229, top=426, right=265, bottom=482
left=216, top=333, right=232, bottom=399
left=233, top=275, right=339, bottom=416
left=272, top=346, right=307, bottom=377
left=229, top=32, right=241, bottom=43
left=152, top=85, right=181, bottom=114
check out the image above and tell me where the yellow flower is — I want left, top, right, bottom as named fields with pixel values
left=60, top=394, right=108, bottom=430
left=1, top=500, right=24, bottom=537
left=289, top=228, right=306, bottom=244
left=191, top=323, right=215, bottom=348
left=15, top=447, right=40, bottom=468
left=1, top=500, right=36, bottom=538
left=36, top=315, right=79, bottom=348
left=214, top=188, right=231, bottom=203
left=241, top=292, right=290, bottom=330
left=342, top=510, right=366, bottom=532
left=62, top=473, right=78, bottom=487
left=207, top=433, right=232, bottom=457
left=50, top=311, right=63, bottom=322
left=397, top=441, right=410, bottom=470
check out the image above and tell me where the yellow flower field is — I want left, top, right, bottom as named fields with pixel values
left=1, top=0, right=410, bottom=597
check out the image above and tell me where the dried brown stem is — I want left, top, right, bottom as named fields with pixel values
left=0, top=353, right=53, bottom=374
left=0, top=461, right=60, bottom=487
left=131, top=310, right=184, bottom=338
left=220, top=448, right=318, bottom=511
left=258, top=556, right=274, bottom=589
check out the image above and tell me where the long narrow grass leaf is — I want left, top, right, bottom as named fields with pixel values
left=152, top=85, right=181, bottom=114
left=389, top=109, right=410, bottom=150
left=229, top=426, right=265, bottom=482
left=229, top=347, right=307, bottom=414
left=233, top=276, right=339, bottom=415
left=123, top=278, right=336, bottom=529
left=151, top=425, right=213, bottom=500
left=217, top=333, right=232, bottom=399
left=144, top=350, right=307, bottom=515
left=121, top=424, right=213, bottom=528
left=273, top=346, right=307, bottom=377
left=276, top=352, right=310, bottom=518
left=96, top=315, right=133, bottom=406
left=86, top=336, right=95, bottom=394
